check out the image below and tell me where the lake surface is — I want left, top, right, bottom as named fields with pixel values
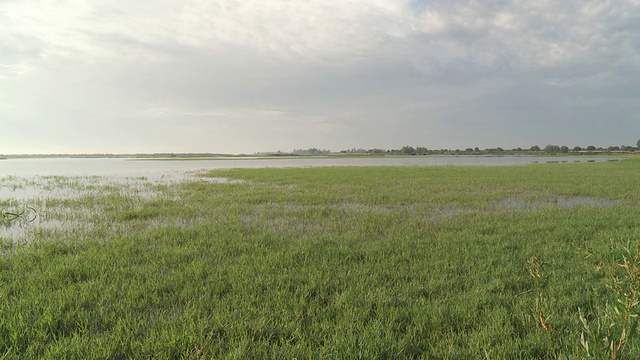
left=0, top=156, right=625, bottom=178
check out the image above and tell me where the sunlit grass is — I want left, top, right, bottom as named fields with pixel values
left=1, top=161, right=639, bottom=358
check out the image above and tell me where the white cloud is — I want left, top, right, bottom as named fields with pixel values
left=3, top=0, right=638, bottom=69
left=174, top=0, right=415, bottom=63
left=1, top=0, right=639, bottom=153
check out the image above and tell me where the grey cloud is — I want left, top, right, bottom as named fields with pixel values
left=1, top=0, right=639, bottom=153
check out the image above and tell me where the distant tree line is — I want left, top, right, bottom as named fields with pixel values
left=334, top=141, right=640, bottom=156
left=3, top=139, right=638, bottom=159
left=273, top=141, right=639, bottom=157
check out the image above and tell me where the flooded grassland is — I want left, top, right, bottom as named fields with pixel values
left=1, top=160, right=640, bottom=358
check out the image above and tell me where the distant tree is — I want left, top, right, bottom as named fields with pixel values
left=530, top=145, right=541, bottom=152
left=560, top=146, right=569, bottom=153
left=401, top=146, right=415, bottom=155
left=415, top=147, right=429, bottom=155
left=544, top=144, right=560, bottom=153
left=474, top=147, right=480, bottom=152
left=292, top=148, right=331, bottom=155
left=637, top=138, right=640, bottom=148
left=586, top=145, right=596, bottom=151
left=608, top=146, right=620, bottom=151
left=573, top=146, right=582, bottom=152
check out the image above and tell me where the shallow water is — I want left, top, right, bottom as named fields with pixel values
left=0, top=156, right=627, bottom=242
left=498, top=196, right=617, bottom=211
left=1, top=192, right=621, bottom=242
left=0, top=156, right=627, bottom=178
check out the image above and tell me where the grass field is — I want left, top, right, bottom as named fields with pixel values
left=1, top=160, right=640, bottom=358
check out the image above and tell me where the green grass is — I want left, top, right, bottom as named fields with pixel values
left=1, top=161, right=640, bottom=358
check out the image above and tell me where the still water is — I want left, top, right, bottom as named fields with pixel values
left=0, top=156, right=624, bottom=178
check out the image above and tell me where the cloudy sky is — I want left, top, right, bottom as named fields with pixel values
left=1, top=0, right=639, bottom=154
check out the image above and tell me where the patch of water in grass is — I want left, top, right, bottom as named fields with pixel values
left=339, top=202, right=390, bottom=214
left=0, top=222, right=28, bottom=241
left=0, top=173, right=246, bottom=241
left=195, top=176, right=247, bottom=184
left=144, top=217, right=209, bottom=230
left=418, top=195, right=619, bottom=224
left=498, top=196, right=617, bottom=212
left=0, top=209, right=94, bottom=243
left=0, top=174, right=243, bottom=201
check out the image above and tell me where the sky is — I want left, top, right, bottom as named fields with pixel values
left=1, top=0, right=639, bottom=154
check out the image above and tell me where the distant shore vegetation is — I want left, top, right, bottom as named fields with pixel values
left=1, top=141, right=639, bottom=159
left=329, top=143, right=639, bottom=156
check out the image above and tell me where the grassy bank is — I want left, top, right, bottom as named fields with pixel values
left=1, top=161, right=640, bottom=358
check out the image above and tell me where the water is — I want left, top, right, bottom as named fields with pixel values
left=1, top=156, right=621, bottom=201
left=0, top=156, right=625, bottom=178
left=498, top=196, right=617, bottom=211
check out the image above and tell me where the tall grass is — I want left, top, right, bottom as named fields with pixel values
left=1, top=161, right=639, bottom=358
